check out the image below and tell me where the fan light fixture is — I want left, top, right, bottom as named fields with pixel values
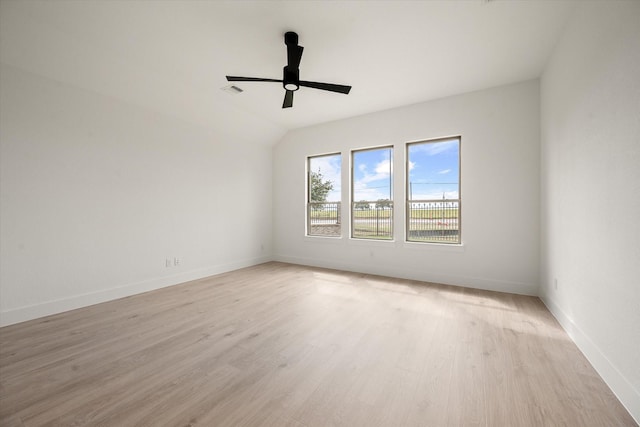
left=226, top=31, right=351, bottom=108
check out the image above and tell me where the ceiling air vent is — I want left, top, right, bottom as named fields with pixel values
left=221, top=84, right=243, bottom=94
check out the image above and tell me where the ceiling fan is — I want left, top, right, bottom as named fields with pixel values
left=226, top=32, right=352, bottom=109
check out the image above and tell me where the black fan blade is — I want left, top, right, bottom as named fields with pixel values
left=226, top=76, right=282, bottom=83
left=283, top=90, right=294, bottom=108
left=299, top=80, right=351, bottom=94
left=287, top=45, right=304, bottom=69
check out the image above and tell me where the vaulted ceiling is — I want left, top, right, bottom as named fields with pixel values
left=1, top=0, right=576, bottom=144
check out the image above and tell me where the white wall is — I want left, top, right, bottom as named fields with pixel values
left=274, top=80, right=540, bottom=295
left=540, top=1, right=640, bottom=421
left=0, top=64, right=276, bottom=326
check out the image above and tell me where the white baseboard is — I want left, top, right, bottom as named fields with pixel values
left=0, top=256, right=272, bottom=327
left=274, top=254, right=538, bottom=296
left=540, top=294, right=640, bottom=424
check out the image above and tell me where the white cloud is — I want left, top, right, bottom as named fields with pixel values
left=353, top=181, right=391, bottom=201
left=359, top=159, right=391, bottom=184
left=412, top=140, right=458, bottom=156
left=411, top=190, right=459, bottom=200
left=375, top=159, right=391, bottom=174
left=353, top=159, right=393, bottom=201
left=437, top=169, right=451, bottom=174
left=409, top=161, right=415, bottom=171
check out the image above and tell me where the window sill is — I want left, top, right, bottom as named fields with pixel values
left=304, top=235, right=343, bottom=244
left=402, top=241, right=465, bottom=252
left=347, top=238, right=396, bottom=247
left=302, top=236, right=465, bottom=252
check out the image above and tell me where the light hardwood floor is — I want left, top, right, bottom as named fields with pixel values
left=0, top=262, right=636, bottom=426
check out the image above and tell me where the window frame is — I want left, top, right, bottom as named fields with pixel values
left=405, top=136, right=462, bottom=245
left=306, top=152, right=342, bottom=238
left=350, top=145, right=394, bottom=241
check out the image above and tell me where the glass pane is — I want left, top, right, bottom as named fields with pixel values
left=352, top=147, right=393, bottom=240
left=407, top=138, right=460, bottom=243
left=307, top=154, right=341, bottom=237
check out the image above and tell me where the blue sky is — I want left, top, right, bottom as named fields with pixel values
left=408, top=139, right=459, bottom=200
left=309, top=138, right=459, bottom=202
left=353, top=148, right=392, bottom=201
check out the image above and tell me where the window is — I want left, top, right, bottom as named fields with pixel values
left=351, top=146, right=393, bottom=240
left=307, top=153, right=341, bottom=237
left=406, top=137, right=461, bottom=244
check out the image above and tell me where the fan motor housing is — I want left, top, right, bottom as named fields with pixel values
left=283, top=66, right=300, bottom=91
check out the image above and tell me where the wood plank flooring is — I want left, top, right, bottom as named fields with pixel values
left=0, top=262, right=636, bottom=426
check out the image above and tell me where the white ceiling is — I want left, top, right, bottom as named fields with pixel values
left=1, top=0, right=576, bottom=141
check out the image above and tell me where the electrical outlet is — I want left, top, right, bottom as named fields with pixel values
left=174, top=257, right=181, bottom=266
left=165, top=258, right=172, bottom=268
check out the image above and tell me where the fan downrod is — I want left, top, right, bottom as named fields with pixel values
left=284, top=31, right=298, bottom=46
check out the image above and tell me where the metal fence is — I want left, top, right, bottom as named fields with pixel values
left=307, top=200, right=459, bottom=243
left=407, top=200, right=460, bottom=243
left=352, top=202, right=393, bottom=240
left=308, top=202, right=341, bottom=237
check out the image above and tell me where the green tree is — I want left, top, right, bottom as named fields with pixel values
left=355, top=200, right=370, bottom=210
left=310, top=169, right=334, bottom=203
left=375, top=199, right=392, bottom=209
